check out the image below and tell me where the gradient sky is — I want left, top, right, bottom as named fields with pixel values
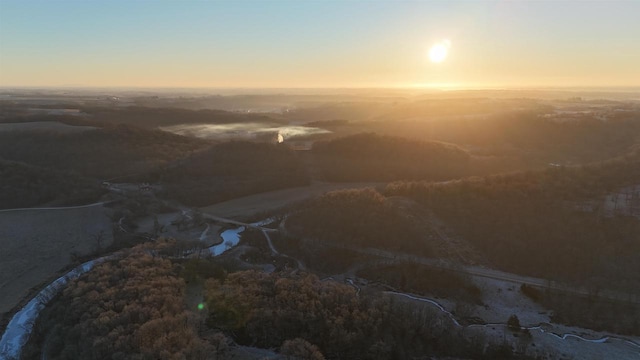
left=1, top=0, right=639, bottom=88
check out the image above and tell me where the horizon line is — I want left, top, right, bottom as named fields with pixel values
left=2, top=85, right=640, bottom=93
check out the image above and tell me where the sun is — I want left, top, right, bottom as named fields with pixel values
left=429, top=40, right=451, bottom=63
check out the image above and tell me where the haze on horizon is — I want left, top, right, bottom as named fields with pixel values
left=1, top=0, right=639, bottom=89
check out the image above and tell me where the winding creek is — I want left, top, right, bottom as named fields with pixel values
left=2, top=217, right=639, bottom=358
left=389, top=292, right=640, bottom=351
left=0, top=219, right=273, bottom=359
left=1, top=259, right=108, bottom=358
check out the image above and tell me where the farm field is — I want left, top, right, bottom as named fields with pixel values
left=0, top=204, right=112, bottom=324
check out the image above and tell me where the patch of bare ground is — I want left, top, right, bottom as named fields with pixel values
left=0, top=204, right=112, bottom=330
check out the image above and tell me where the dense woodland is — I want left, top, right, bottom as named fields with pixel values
left=286, top=188, right=429, bottom=256
left=0, top=104, right=284, bottom=129
left=311, top=133, right=471, bottom=181
left=23, top=244, right=535, bottom=360
left=157, top=141, right=309, bottom=206
left=520, top=285, right=640, bottom=335
left=0, top=160, right=104, bottom=209
left=385, top=154, right=640, bottom=290
left=0, top=125, right=207, bottom=179
left=23, top=242, right=225, bottom=360
left=357, top=263, right=482, bottom=305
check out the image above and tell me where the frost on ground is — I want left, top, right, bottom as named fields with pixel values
left=422, top=276, right=640, bottom=359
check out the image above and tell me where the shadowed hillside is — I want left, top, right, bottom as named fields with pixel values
left=311, top=133, right=471, bottom=181
left=0, top=160, right=104, bottom=209
left=385, top=153, right=640, bottom=291
left=0, top=125, right=207, bottom=179
left=159, top=141, right=309, bottom=206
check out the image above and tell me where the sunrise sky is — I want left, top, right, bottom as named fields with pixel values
left=1, top=0, right=639, bottom=89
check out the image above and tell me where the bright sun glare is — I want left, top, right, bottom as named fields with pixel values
left=429, top=40, right=451, bottom=63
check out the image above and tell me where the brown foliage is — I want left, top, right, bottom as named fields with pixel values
left=24, top=242, right=225, bottom=360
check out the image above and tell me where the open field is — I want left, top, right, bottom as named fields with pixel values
left=200, top=181, right=383, bottom=219
left=0, top=204, right=112, bottom=324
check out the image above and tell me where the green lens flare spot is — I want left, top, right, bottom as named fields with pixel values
left=197, top=303, right=204, bottom=311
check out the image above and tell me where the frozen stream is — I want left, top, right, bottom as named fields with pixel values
left=0, top=218, right=274, bottom=359
left=207, top=217, right=275, bottom=256
left=0, top=259, right=107, bottom=358
left=388, top=292, right=640, bottom=351
left=208, top=226, right=246, bottom=256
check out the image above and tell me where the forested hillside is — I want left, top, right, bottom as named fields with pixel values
left=159, top=141, right=309, bottom=206
left=0, top=125, right=207, bottom=179
left=0, top=160, right=104, bottom=209
left=311, top=133, right=471, bottom=181
left=22, top=242, right=224, bottom=360
left=358, top=109, right=640, bottom=166
left=385, top=154, right=640, bottom=290
left=84, top=106, right=284, bottom=128
left=286, top=188, right=428, bottom=255
left=23, top=242, right=535, bottom=360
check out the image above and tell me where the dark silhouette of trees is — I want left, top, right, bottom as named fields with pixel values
left=0, top=124, right=207, bottom=179
left=205, top=270, right=531, bottom=359
left=311, top=133, right=470, bottom=182
left=384, top=154, right=640, bottom=289
left=286, top=188, right=429, bottom=256
left=160, top=141, right=309, bottom=206
left=0, top=159, right=104, bottom=209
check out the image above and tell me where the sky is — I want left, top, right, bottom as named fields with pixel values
left=1, top=0, right=639, bottom=89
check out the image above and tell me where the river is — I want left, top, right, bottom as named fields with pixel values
left=0, top=218, right=274, bottom=359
